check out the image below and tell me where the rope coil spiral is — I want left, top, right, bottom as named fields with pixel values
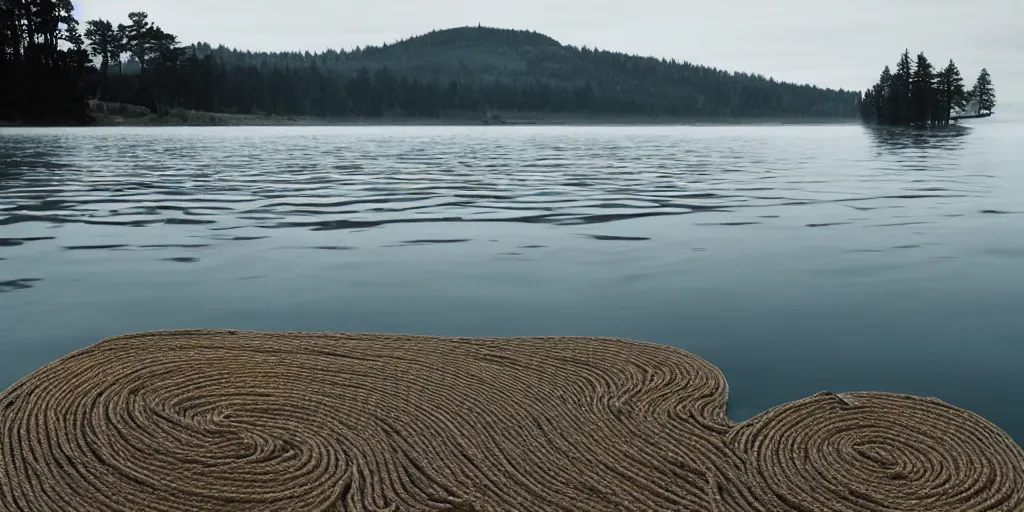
left=1, top=330, right=1022, bottom=511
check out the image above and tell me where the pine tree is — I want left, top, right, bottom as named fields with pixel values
left=935, top=60, right=966, bottom=126
left=911, top=52, right=935, bottom=126
left=862, top=51, right=993, bottom=127
left=124, top=12, right=153, bottom=71
left=85, top=20, right=119, bottom=99
left=970, top=68, right=996, bottom=114
left=874, top=66, right=892, bottom=124
left=860, top=89, right=872, bottom=121
left=114, top=24, right=130, bottom=75
left=893, top=50, right=913, bottom=124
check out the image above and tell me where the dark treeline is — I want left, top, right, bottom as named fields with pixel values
left=860, top=50, right=995, bottom=127
left=91, top=19, right=860, bottom=120
left=161, top=29, right=860, bottom=119
left=4, top=6, right=862, bottom=124
left=1, top=0, right=92, bottom=123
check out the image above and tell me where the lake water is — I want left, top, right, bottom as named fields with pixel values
left=2, top=123, right=1022, bottom=440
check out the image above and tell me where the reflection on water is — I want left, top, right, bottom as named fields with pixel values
left=0, top=278, right=42, bottom=293
left=866, top=125, right=970, bottom=152
left=1, top=123, right=1023, bottom=440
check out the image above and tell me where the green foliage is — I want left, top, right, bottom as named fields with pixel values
left=861, top=50, right=986, bottom=127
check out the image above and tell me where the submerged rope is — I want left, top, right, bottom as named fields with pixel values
left=1, top=330, right=1021, bottom=511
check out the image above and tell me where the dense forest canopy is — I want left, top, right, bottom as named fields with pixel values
left=3, top=5, right=862, bottom=124
left=175, top=27, right=860, bottom=119
left=860, top=50, right=995, bottom=127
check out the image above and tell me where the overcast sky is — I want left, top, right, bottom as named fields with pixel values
left=76, top=0, right=1023, bottom=106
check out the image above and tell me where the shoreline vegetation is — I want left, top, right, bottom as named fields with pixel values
left=83, top=101, right=859, bottom=127
left=3, top=7, right=861, bottom=126
left=859, top=50, right=996, bottom=128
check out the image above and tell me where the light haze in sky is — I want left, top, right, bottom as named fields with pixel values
left=75, top=0, right=1023, bottom=107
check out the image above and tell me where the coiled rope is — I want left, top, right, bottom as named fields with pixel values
left=1, top=330, right=1021, bottom=511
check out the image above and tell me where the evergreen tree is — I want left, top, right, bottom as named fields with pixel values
left=911, top=52, right=935, bottom=126
left=123, top=12, right=153, bottom=71
left=872, top=66, right=892, bottom=123
left=893, top=50, right=913, bottom=124
left=861, top=51, right=991, bottom=127
left=970, top=68, right=996, bottom=114
left=935, top=60, right=966, bottom=126
left=146, top=28, right=187, bottom=113
left=114, top=23, right=130, bottom=75
left=860, top=89, right=875, bottom=122
left=84, top=20, right=120, bottom=99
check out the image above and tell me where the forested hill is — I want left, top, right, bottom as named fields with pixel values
left=180, top=26, right=859, bottom=119
left=2, top=6, right=861, bottom=124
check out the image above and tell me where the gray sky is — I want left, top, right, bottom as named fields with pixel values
left=76, top=0, right=1023, bottom=106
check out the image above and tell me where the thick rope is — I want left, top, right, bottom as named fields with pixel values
left=0, top=330, right=1021, bottom=511
left=728, top=391, right=1024, bottom=511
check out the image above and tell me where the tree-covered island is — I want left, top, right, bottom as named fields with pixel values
left=859, top=50, right=995, bottom=127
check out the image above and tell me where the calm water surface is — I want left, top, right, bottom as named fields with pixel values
left=2, top=124, right=1022, bottom=438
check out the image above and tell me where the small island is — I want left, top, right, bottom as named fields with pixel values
left=859, top=50, right=996, bottom=127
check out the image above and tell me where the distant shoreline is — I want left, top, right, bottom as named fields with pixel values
left=22, top=112, right=856, bottom=129
left=25, top=107, right=858, bottom=128
left=0, top=101, right=862, bottom=128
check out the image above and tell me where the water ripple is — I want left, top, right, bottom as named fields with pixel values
left=0, top=278, right=42, bottom=293
left=0, top=125, right=999, bottom=271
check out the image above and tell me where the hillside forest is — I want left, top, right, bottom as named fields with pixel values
left=2, top=5, right=863, bottom=124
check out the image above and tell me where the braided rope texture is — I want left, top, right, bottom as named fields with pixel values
left=1, top=330, right=1022, bottom=511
